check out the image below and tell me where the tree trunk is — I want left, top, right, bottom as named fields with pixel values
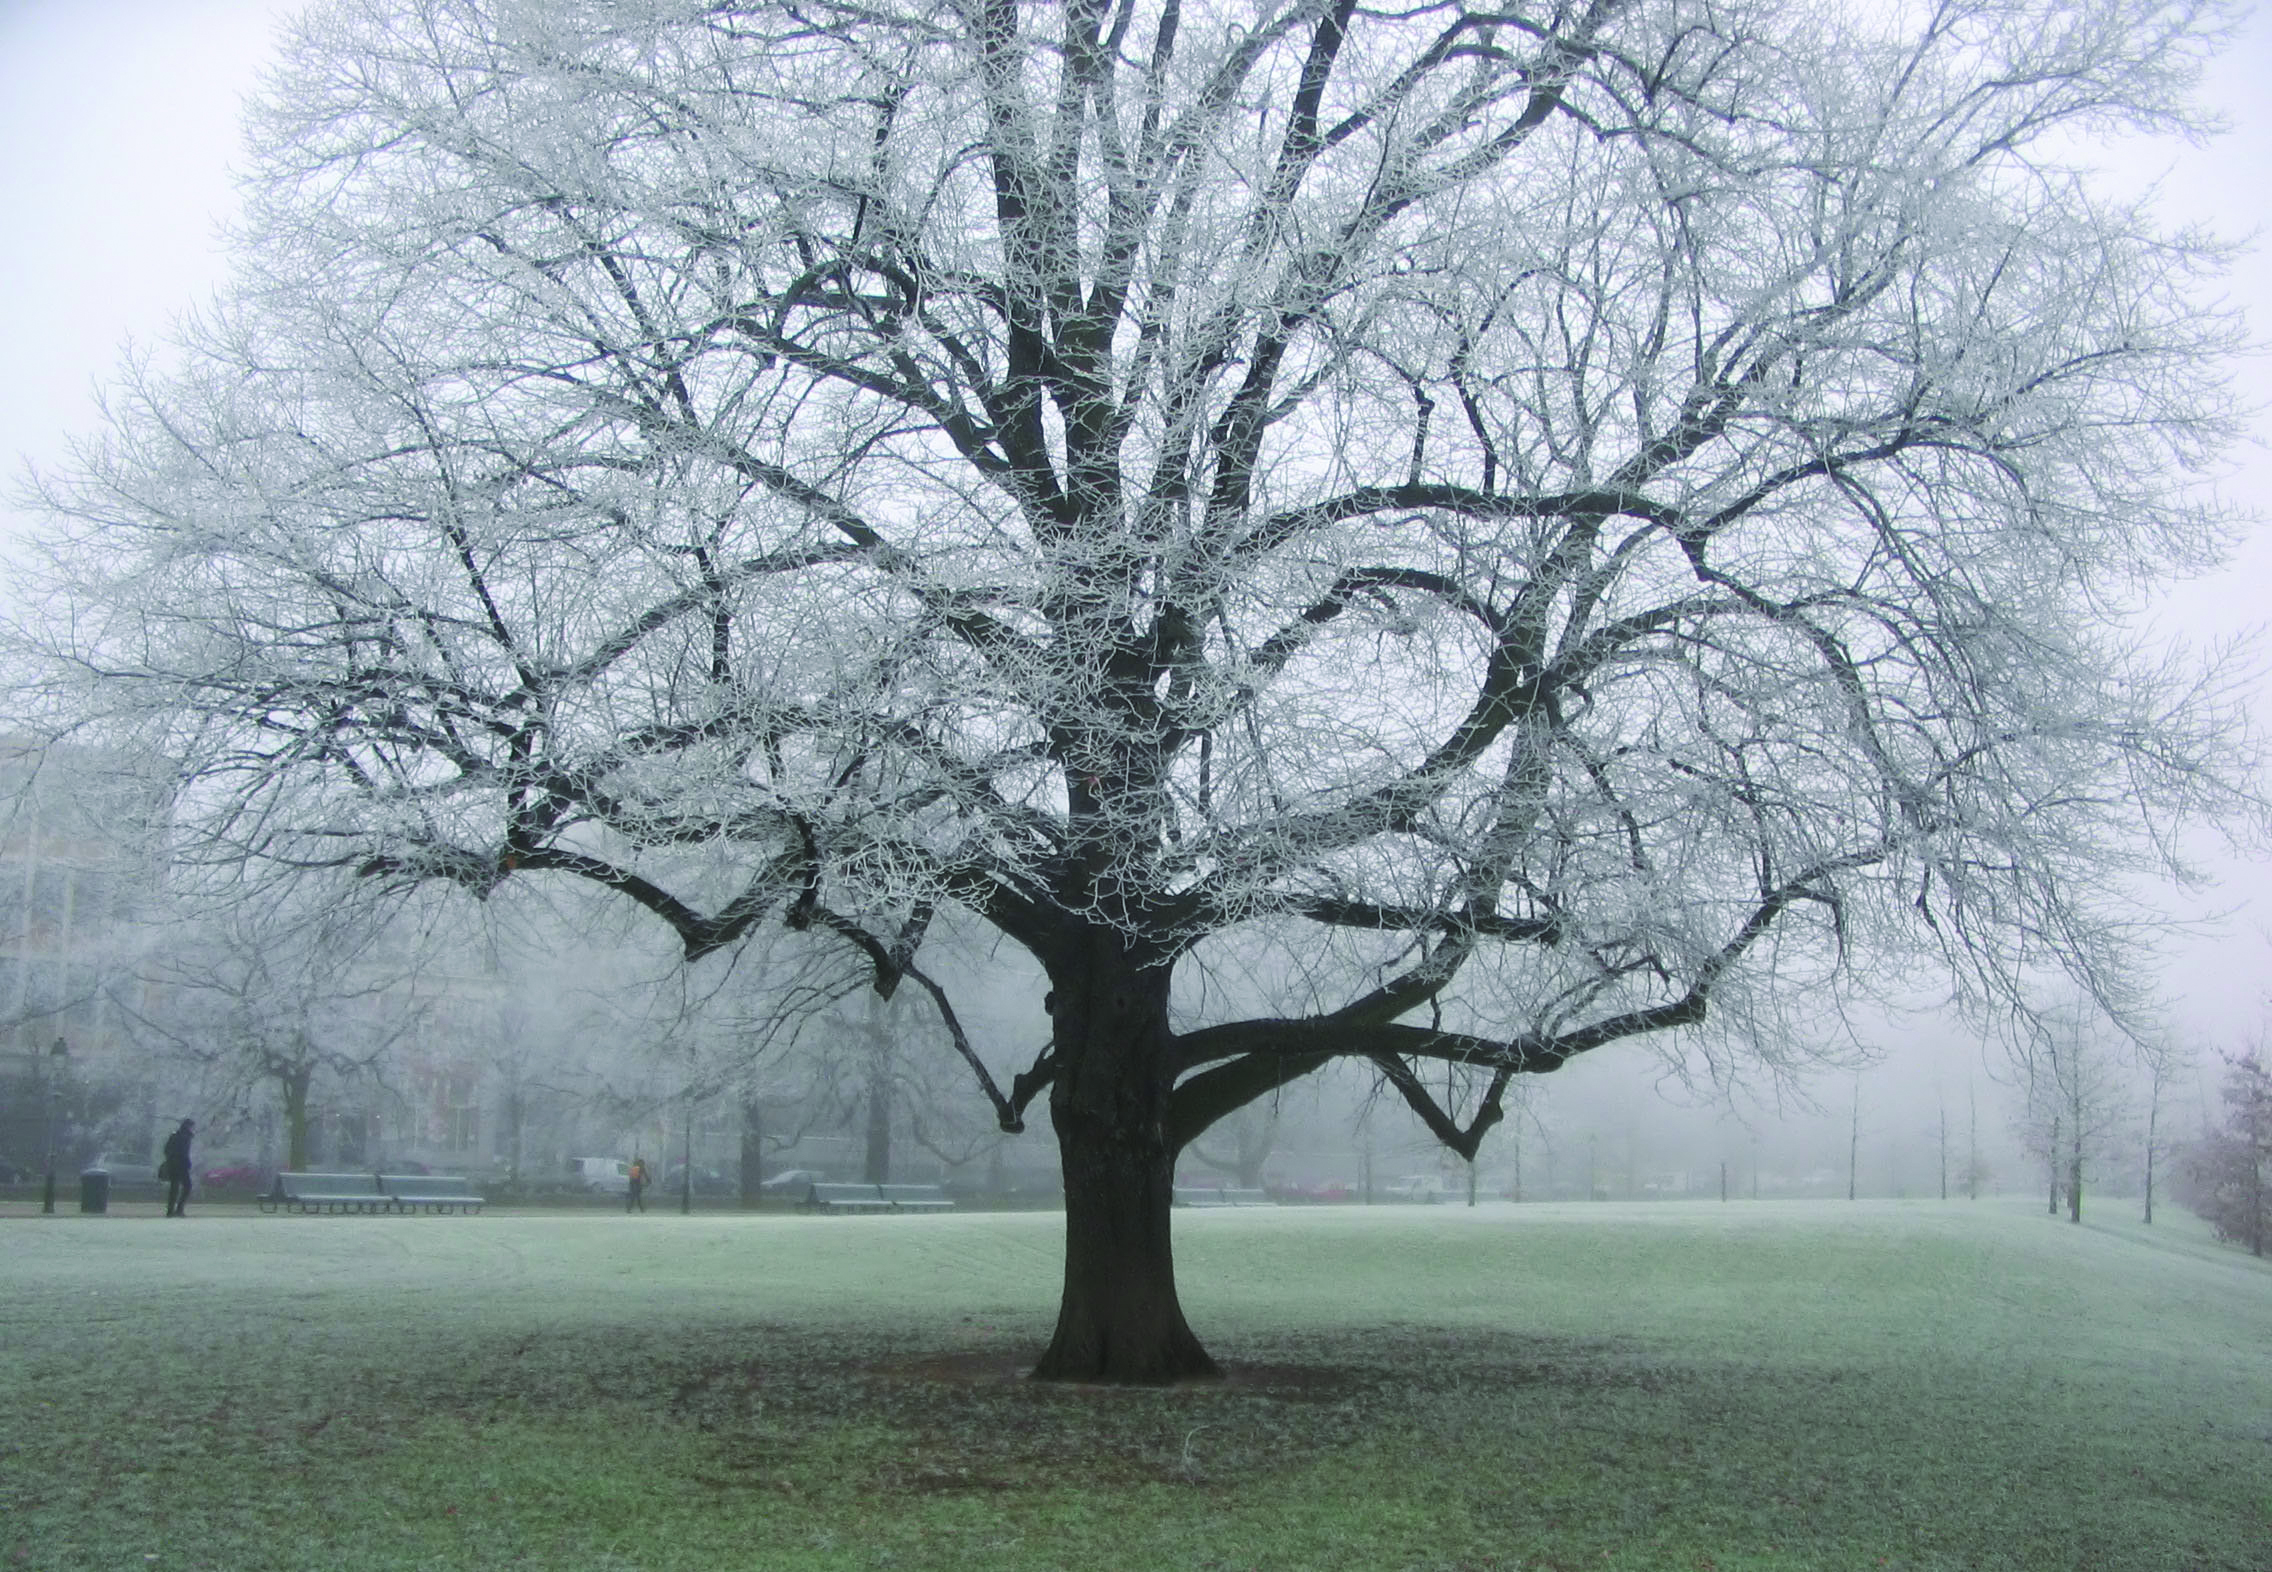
left=1967, top=1079, right=1979, bottom=1200
left=861, top=987, right=894, bottom=1186
left=2142, top=1084, right=2158, bottom=1225
left=1848, top=1083, right=1860, bottom=1201
left=863, top=1068, right=891, bottom=1185
left=2250, top=1148, right=2264, bottom=1257
left=740, top=1098, right=765, bottom=1207
left=1236, top=1131, right=1268, bottom=1192
left=1032, top=938, right=1217, bottom=1384
left=280, top=1063, right=313, bottom=1172
left=1938, top=1091, right=1948, bottom=1201
left=2047, top=1110, right=2061, bottom=1216
left=504, top=1088, right=524, bottom=1187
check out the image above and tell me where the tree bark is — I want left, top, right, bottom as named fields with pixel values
left=2250, top=1145, right=2263, bottom=1257
left=863, top=1069, right=892, bottom=1185
left=2047, top=1110, right=2061, bottom=1216
left=504, top=1088, right=524, bottom=1188
left=1848, top=1082, right=1860, bottom=1201
left=280, top=1063, right=312, bottom=1172
left=740, top=1098, right=765, bottom=1207
left=2142, top=1081, right=2158, bottom=1225
left=1032, top=937, right=1218, bottom=1384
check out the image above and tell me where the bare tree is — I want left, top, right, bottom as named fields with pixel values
left=2139, top=1038, right=2191, bottom=1226
left=1936, top=1085, right=1949, bottom=1202
left=128, top=878, right=428, bottom=1171
left=1188, top=1100, right=1281, bottom=1191
left=1848, top=1077, right=1862, bottom=1201
left=11, top=0, right=2251, bottom=1379
left=2010, top=1004, right=2134, bottom=1223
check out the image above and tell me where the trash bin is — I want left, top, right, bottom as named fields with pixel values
left=79, top=1167, right=110, bottom=1215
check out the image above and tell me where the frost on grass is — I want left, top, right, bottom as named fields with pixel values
left=10, top=0, right=2257, bottom=1385
left=6, top=1208, right=2269, bottom=1568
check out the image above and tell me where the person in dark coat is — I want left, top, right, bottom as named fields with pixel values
left=626, top=1155, right=648, bottom=1214
left=159, top=1119, right=195, bottom=1217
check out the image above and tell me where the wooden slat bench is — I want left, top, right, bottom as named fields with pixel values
left=1173, top=1186, right=1277, bottom=1207
left=799, top=1182, right=954, bottom=1212
left=800, top=1182, right=894, bottom=1212
left=382, top=1174, right=485, bottom=1214
left=259, top=1172, right=393, bottom=1215
left=879, top=1184, right=954, bottom=1212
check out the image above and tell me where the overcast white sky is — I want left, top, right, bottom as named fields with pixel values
left=2, top=0, right=2270, bottom=1064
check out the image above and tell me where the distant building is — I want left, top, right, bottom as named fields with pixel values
left=0, top=737, right=170, bottom=1168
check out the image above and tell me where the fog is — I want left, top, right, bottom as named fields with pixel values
left=0, top=0, right=2265, bottom=1207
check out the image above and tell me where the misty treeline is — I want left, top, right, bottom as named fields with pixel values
left=4, top=0, right=2263, bottom=1376
left=1999, top=1003, right=2206, bottom=1226
left=18, top=843, right=1061, bottom=1192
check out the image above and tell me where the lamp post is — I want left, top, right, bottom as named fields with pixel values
left=40, top=1037, right=67, bottom=1215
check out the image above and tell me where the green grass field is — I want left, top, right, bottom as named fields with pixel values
left=4, top=1198, right=2267, bottom=1571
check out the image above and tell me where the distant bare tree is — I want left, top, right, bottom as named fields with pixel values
left=128, top=877, right=428, bottom=1171
left=2138, top=1039, right=2191, bottom=1226
left=1188, top=1100, right=1281, bottom=1192
left=2011, top=1005, right=2134, bottom=1223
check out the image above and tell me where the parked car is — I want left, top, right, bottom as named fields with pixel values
left=567, top=1156, right=631, bottom=1195
left=0, top=1156, right=31, bottom=1183
left=1382, top=1174, right=1453, bottom=1203
left=88, top=1156, right=161, bottom=1186
left=198, top=1164, right=268, bottom=1189
left=662, top=1163, right=734, bottom=1195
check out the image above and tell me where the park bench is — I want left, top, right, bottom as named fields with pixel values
left=800, top=1182, right=895, bottom=1213
left=381, top=1174, right=486, bottom=1214
left=798, top=1182, right=955, bottom=1213
left=1173, top=1186, right=1278, bottom=1207
left=879, top=1184, right=954, bottom=1212
left=259, top=1171, right=393, bottom=1215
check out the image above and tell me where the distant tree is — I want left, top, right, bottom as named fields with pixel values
left=2011, top=1007, right=2131, bottom=1223
left=2138, top=1040, right=2190, bottom=1226
left=1188, top=1100, right=1281, bottom=1191
left=2185, top=1052, right=2272, bottom=1256
left=1963, top=1078, right=1986, bottom=1201
left=1502, top=1079, right=1549, bottom=1202
left=1848, top=1077, right=1863, bottom=1201
left=12, top=0, right=2251, bottom=1379
left=128, top=879, right=426, bottom=1171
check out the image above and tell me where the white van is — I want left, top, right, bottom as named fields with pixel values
left=568, top=1156, right=630, bottom=1195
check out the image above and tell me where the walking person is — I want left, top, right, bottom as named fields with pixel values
left=159, top=1119, right=195, bottom=1217
left=626, top=1155, right=647, bottom=1214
